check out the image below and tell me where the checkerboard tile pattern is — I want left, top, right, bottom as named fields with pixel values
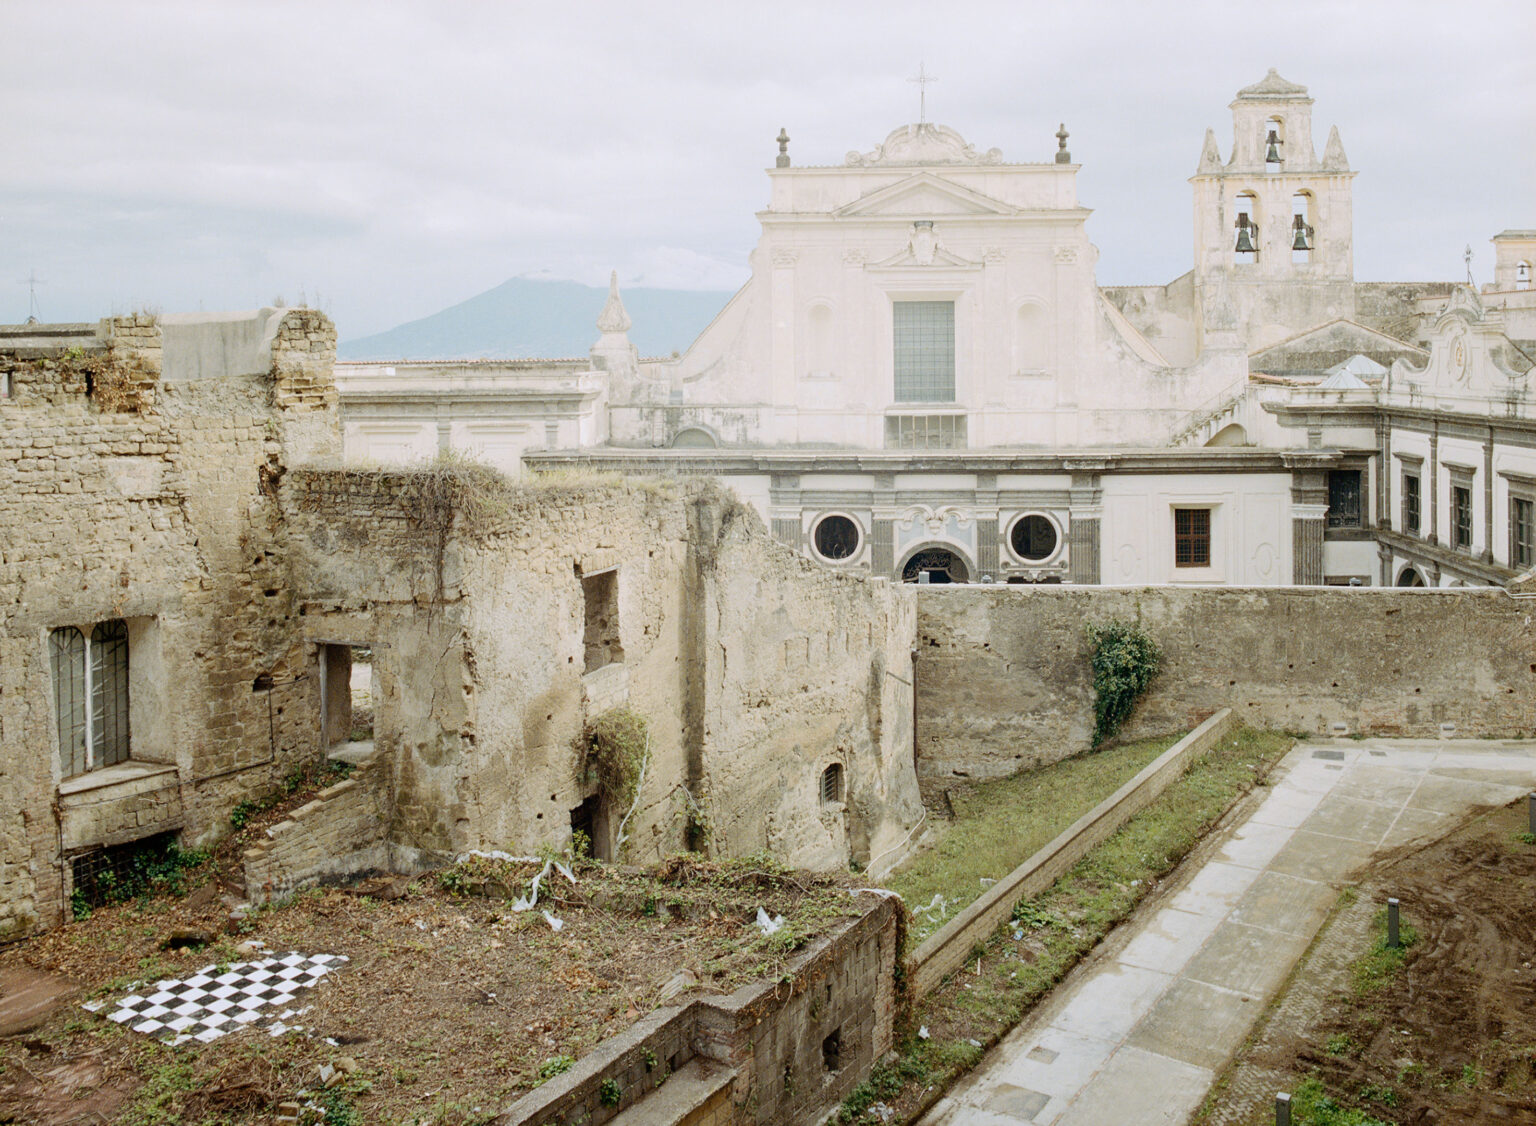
left=83, top=951, right=347, bottom=1046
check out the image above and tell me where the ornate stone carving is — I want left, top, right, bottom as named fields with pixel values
left=842, top=248, right=867, bottom=266
left=983, top=247, right=1005, bottom=264
left=846, top=123, right=1003, bottom=167
left=771, top=249, right=800, bottom=268
left=1054, top=246, right=1080, bottom=264
left=897, top=504, right=973, bottom=537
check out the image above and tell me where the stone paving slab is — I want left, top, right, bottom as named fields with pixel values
left=922, top=739, right=1536, bottom=1126
left=0, top=965, right=79, bottom=1036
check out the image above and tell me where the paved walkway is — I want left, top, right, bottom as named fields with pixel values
left=921, top=739, right=1536, bottom=1126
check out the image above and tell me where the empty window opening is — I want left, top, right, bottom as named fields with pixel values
left=1402, top=472, right=1421, bottom=535
left=1327, top=470, right=1362, bottom=528
left=893, top=300, right=956, bottom=403
left=822, top=1028, right=843, bottom=1072
left=580, top=568, right=623, bottom=673
left=1009, top=514, right=1059, bottom=562
left=821, top=763, right=844, bottom=806
left=70, top=831, right=182, bottom=912
left=1513, top=496, right=1534, bottom=569
left=570, top=795, right=611, bottom=861
left=1397, top=566, right=1426, bottom=587
left=1452, top=485, right=1474, bottom=550
left=320, top=644, right=376, bottom=758
left=1264, top=116, right=1284, bottom=169
left=1233, top=194, right=1259, bottom=263
left=812, top=515, right=861, bottom=562
left=901, top=547, right=969, bottom=584
left=1291, top=192, right=1315, bottom=263
left=1174, top=509, right=1211, bottom=568
left=52, top=619, right=130, bottom=779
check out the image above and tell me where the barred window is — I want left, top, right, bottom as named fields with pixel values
left=884, top=414, right=966, bottom=450
left=51, top=620, right=130, bottom=778
left=1326, top=470, right=1362, bottom=528
left=893, top=301, right=955, bottom=402
left=1512, top=496, right=1534, bottom=569
left=1174, top=508, right=1211, bottom=568
left=1452, top=486, right=1473, bottom=550
left=1402, top=473, right=1420, bottom=535
left=821, top=763, right=844, bottom=806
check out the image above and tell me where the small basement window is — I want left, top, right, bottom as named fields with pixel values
left=70, top=831, right=182, bottom=912
left=820, top=763, right=844, bottom=806
left=580, top=568, right=623, bottom=673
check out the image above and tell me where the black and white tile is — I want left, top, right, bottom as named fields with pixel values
left=83, top=951, right=347, bottom=1046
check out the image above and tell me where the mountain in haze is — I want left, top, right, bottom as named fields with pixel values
left=338, top=276, right=735, bottom=361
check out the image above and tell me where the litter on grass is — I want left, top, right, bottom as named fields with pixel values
left=755, top=907, right=786, bottom=935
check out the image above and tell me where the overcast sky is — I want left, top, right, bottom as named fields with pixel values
left=3, top=0, right=1532, bottom=339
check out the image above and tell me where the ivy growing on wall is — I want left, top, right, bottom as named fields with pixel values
left=1085, top=619, right=1162, bottom=748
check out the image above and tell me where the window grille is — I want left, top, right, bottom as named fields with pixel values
left=1327, top=470, right=1362, bottom=528
left=51, top=620, right=131, bottom=777
left=1402, top=473, right=1421, bottom=535
left=820, top=763, right=843, bottom=806
left=812, top=515, right=860, bottom=561
left=893, top=301, right=955, bottom=402
left=884, top=414, right=966, bottom=450
left=1452, top=486, right=1473, bottom=549
left=1513, top=496, right=1534, bottom=569
left=1010, top=514, right=1058, bottom=562
left=1174, top=509, right=1211, bottom=568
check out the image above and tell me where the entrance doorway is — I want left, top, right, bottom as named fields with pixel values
left=902, top=548, right=969, bottom=584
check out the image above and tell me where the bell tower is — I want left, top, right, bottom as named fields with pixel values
left=1191, top=69, right=1356, bottom=350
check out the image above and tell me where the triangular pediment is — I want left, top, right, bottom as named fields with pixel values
left=835, top=173, right=1017, bottom=219
left=1249, top=318, right=1426, bottom=377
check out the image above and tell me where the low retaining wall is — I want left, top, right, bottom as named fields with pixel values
left=917, top=586, right=1536, bottom=781
left=241, top=752, right=394, bottom=903
left=907, top=709, right=1237, bottom=998
left=497, top=893, right=900, bottom=1126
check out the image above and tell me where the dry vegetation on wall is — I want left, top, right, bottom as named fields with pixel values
left=0, top=850, right=866, bottom=1126
left=846, top=729, right=1295, bottom=1125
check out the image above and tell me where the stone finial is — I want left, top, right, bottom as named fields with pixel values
left=1321, top=125, right=1350, bottom=171
left=596, top=270, right=631, bottom=334
left=1055, top=123, right=1071, bottom=164
left=776, top=128, right=791, bottom=169
left=1197, top=127, right=1222, bottom=173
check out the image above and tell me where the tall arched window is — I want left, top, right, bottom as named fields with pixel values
left=1291, top=192, right=1315, bottom=264
left=1234, top=192, right=1260, bottom=264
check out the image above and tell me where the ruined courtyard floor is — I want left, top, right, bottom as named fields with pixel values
left=0, top=853, right=863, bottom=1125
left=921, top=738, right=1536, bottom=1126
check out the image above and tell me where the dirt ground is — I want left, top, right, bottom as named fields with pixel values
left=0, top=847, right=864, bottom=1126
left=1203, top=797, right=1536, bottom=1126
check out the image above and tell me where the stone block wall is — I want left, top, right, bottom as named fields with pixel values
left=242, top=752, right=394, bottom=903
left=0, top=310, right=340, bottom=939
left=916, top=585, right=1536, bottom=781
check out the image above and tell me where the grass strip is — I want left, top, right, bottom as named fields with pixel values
left=840, top=727, right=1295, bottom=1125
left=887, top=733, right=1181, bottom=944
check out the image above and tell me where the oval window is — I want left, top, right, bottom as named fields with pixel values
left=1010, top=514, right=1058, bottom=562
left=813, top=515, right=861, bottom=561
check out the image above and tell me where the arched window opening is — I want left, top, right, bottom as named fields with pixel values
left=1264, top=116, right=1284, bottom=170
left=1518, top=261, right=1532, bottom=291
left=901, top=547, right=969, bottom=584
left=806, top=302, right=835, bottom=378
left=1234, top=193, right=1259, bottom=264
left=1009, top=514, right=1059, bottom=563
left=821, top=762, right=844, bottom=806
left=1291, top=192, right=1315, bottom=264
left=1396, top=566, right=1426, bottom=588
left=811, top=514, right=861, bottom=562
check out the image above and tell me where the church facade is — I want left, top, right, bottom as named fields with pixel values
left=338, top=71, right=1535, bottom=589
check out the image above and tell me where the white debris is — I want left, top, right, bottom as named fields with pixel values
left=915, top=893, right=948, bottom=919
left=979, top=877, right=997, bottom=889
left=918, top=1025, right=930, bottom=1039
left=755, top=907, right=786, bottom=935
left=457, top=849, right=541, bottom=864
left=542, top=910, right=564, bottom=932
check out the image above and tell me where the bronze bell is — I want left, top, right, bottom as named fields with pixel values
left=1291, top=213, right=1313, bottom=252
left=1234, top=213, right=1257, bottom=254
left=1265, top=127, right=1282, bottom=164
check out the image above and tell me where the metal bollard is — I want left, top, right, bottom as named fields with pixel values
left=1387, top=897, right=1400, bottom=949
left=1276, top=1092, right=1292, bottom=1126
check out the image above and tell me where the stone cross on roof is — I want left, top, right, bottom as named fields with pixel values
left=908, top=63, right=937, bottom=124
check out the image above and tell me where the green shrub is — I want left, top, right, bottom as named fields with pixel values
left=1085, top=619, right=1162, bottom=748
left=583, top=709, right=650, bottom=815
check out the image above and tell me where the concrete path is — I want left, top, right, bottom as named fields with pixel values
left=921, top=739, right=1536, bottom=1126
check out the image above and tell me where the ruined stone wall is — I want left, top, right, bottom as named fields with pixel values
left=0, top=310, right=338, bottom=939
left=700, top=510, right=923, bottom=872
left=282, top=473, right=922, bottom=872
left=916, top=586, right=1536, bottom=782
